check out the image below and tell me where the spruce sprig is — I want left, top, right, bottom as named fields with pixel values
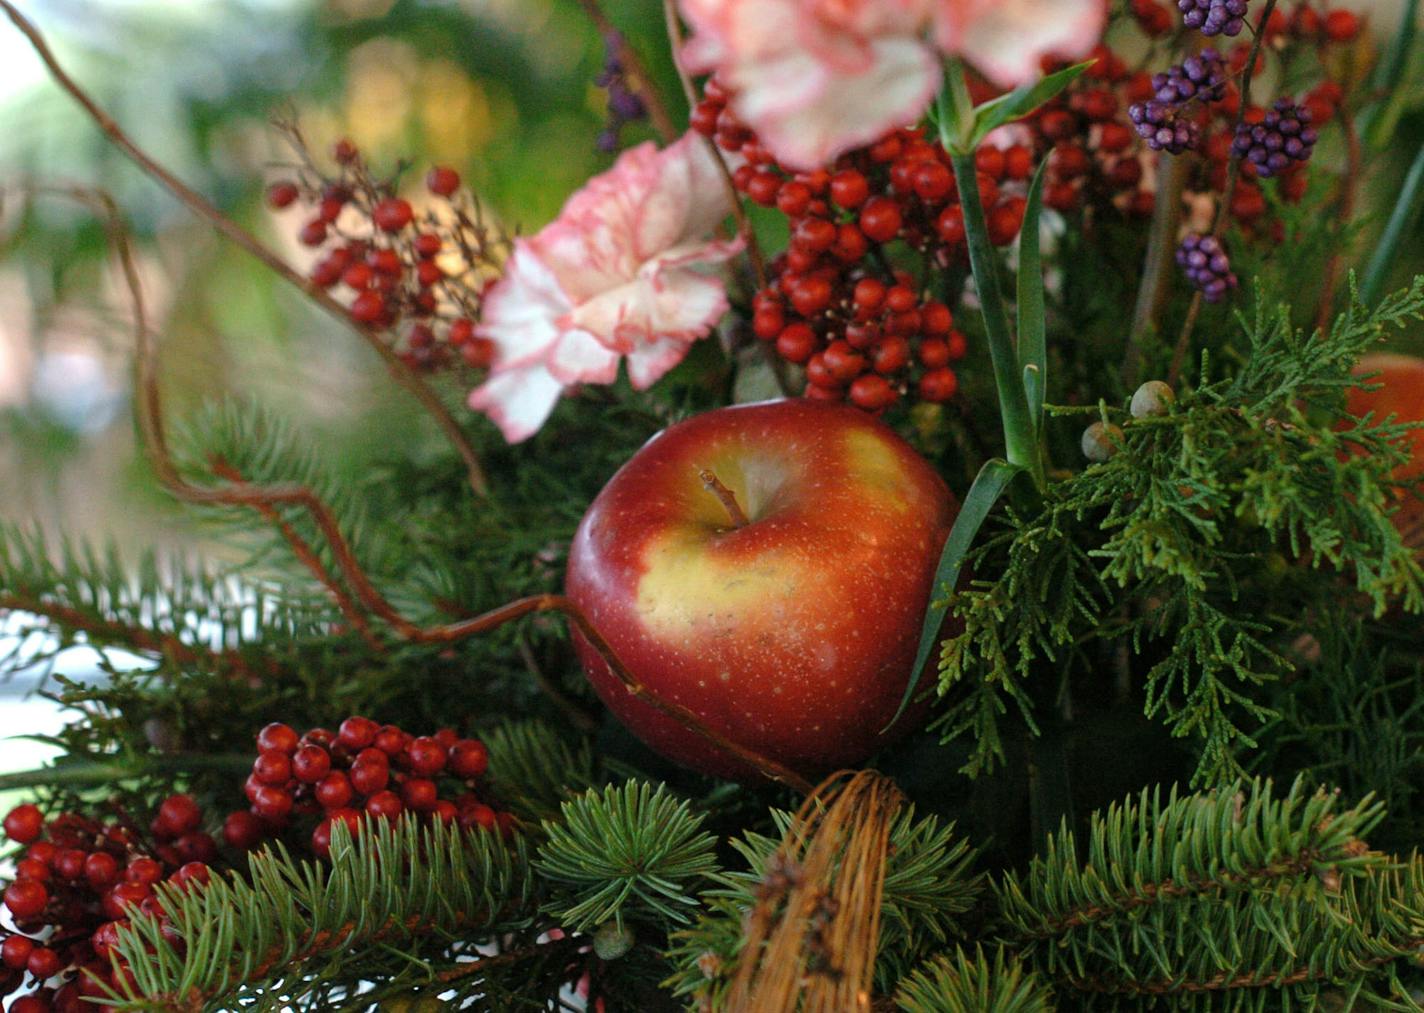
left=536, top=781, right=720, bottom=932
left=105, top=816, right=534, bottom=1011
left=895, top=945, right=1056, bottom=1013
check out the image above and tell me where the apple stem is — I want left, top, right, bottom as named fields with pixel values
left=699, top=468, right=751, bottom=529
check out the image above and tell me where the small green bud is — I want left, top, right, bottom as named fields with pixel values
left=1130, top=380, right=1176, bottom=418
left=1081, top=421, right=1124, bottom=463
left=593, top=920, right=635, bottom=960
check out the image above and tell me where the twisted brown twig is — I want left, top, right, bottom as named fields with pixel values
left=0, top=0, right=489, bottom=496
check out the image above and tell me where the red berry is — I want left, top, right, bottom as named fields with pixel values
left=793, top=217, right=836, bottom=252
left=52, top=849, right=85, bottom=880
left=318, top=197, right=345, bottom=223
left=338, top=716, right=379, bottom=751
left=26, top=945, right=62, bottom=980
left=91, top=921, right=122, bottom=960
left=1040, top=108, right=1076, bottom=140
left=459, top=803, right=498, bottom=832
left=342, top=262, right=375, bottom=290
left=4, top=878, right=48, bottom=919
left=918, top=367, right=959, bottom=402
left=1099, top=123, right=1133, bottom=154
left=365, top=791, right=404, bottom=820
left=919, top=339, right=952, bottom=368
left=775, top=323, right=817, bottom=364
left=417, top=260, right=444, bottom=288
left=921, top=302, right=953, bottom=335
left=859, top=197, right=903, bottom=243
left=25, top=841, right=56, bottom=866
left=11, top=996, right=49, bottom=1013
left=752, top=305, right=786, bottom=340
left=974, top=146, right=1006, bottom=180
left=988, top=198, right=1026, bottom=246
left=400, top=778, right=439, bottom=811
left=805, top=353, right=839, bottom=389
left=333, top=138, right=359, bottom=163
left=373, top=198, right=414, bottom=232
left=369, top=248, right=403, bottom=276
left=374, top=725, right=407, bottom=756
left=83, top=853, right=119, bottom=892
left=157, top=795, right=202, bottom=837
left=852, top=278, right=885, bottom=314
left=1323, top=9, right=1359, bottom=41
left=829, top=170, right=869, bottom=209
left=125, top=857, right=163, bottom=886
left=313, top=771, right=352, bottom=810
left=426, top=165, right=461, bottom=196
left=804, top=382, right=842, bottom=401
left=251, top=786, right=294, bottom=822
left=298, top=219, right=328, bottom=247
left=405, top=737, right=447, bottom=776
left=350, top=761, right=390, bottom=796
left=849, top=374, right=898, bottom=411
left=776, top=181, right=812, bottom=217
left=434, top=800, right=459, bottom=823
left=844, top=322, right=880, bottom=350
left=253, top=750, right=292, bottom=787
left=789, top=276, right=833, bottom=317
left=16, top=857, right=51, bottom=884
left=2, top=933, right=35, bottom=969
left=265, top=181, right=300, bottom=209
left=873, top=336, right=911, bottom=374
left=1045, top=182, right=1079, bottom=212
left=175, top=832, right=217, bottom=865
left=311, top=256, right=344, bottom=288
left=936, top=205, right=966, bottom=245
left=822, top=341, right=867, bottom=383
left=913, top=161, right=953, bottom=202
left=833, top=222, right=869, bottom=263
left=886, top=285, right=917, bottom=314
left=413, top=233, right=442, bottom=259
left=745, top=171, right=782, bottom=207
left=1004, top=145, right=1033, bottom=181
left=257, top=723, right=299, bottom=754
left=173, top=861, right=211, bottom=888
left=461, top=338, right=496, bottom=368
left=448, top=740, right=489, bottom=779
left=223, top=811, right=265, bottom=850
left=349, top=290, right=386, bottom=324
left=292, top=745, right=332, bottom=784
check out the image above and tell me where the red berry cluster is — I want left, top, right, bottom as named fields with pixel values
left=223, top=719, right=510, bottom=859
left=694, top=81, right=1032, bottom=409
left=265, top=133, right=506, bottom=372
left=1, top=800, right=213, bottom=1011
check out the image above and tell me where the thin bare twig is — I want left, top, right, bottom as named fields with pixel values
left=0, top=0, right=489, bottom=496
left=1123, top=152, right=1191, bottom=388
left=1168, top=0, right=1279, bottom=387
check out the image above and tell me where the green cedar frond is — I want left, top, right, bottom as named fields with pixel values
left=994, top=779, right=1424, bottom=1007
left=536, top=781, right=720, bottom=932
left=483, top=719, right=596, bottom=824
left=895, top=945, right=1056, bottom=1013
left=663, top=804, right=983, bottom=1006
left=106, top=816, right=533, bottom=1012
left=935, top=279, right=1424, bottom=783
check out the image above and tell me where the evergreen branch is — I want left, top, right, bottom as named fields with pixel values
left=996, top=777, right=1384, bottom=942
left=895, top=945, right=1056, bottom=1013
left=107, top=816, right=534, bottom=1011
left=0, top=0, right=489, bottom=495
left=483, top=720, right=597, bottom=824
left=536, top=781, right=720, bottom=932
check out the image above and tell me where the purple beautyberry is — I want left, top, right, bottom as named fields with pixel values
left=1231, top=98, right=1317, bottom=178
left=1152, top=50, right=1228, bottom=105
left=1128, top=101, right=1200, bottom=154
left=1176, top=234, right=1239, bottom=303
left=1178, top=0, right=1249, bottom=36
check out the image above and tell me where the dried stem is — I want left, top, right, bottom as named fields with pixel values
left=1168, top=0, right=1279, bottom=387
left=698, top=468, right=751, bottom=528
left=0, top=0, right=489, bottom=496
left=574, top=0, right=678, bottom=144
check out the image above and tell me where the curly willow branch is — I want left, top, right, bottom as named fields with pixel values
left=0, top=0, right=488, bottom=497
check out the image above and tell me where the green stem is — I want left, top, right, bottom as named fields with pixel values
left=1361, top=141, right=1424, bottom=307
left=0, top=753, right=253, bottom=791
left=946, top=146, right=1042, bottom=486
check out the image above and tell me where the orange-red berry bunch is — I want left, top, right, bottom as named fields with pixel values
left=1, top=799, right=214, bottom=1012
left=222, top=719, right=511, bottom=860
left=265, top=136, right=505, bottom=373
left=693, top=80, right=1036, bottom=410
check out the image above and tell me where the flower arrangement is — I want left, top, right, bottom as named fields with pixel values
left=0, top=0, right=1422, bottom=1008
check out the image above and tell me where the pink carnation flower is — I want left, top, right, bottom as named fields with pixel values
left=679, top=0, right=1105, bottom=170
left=469, top=134, right=743, bottom=443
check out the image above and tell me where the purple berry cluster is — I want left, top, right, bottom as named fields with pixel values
left=1178, top=0, right=1249, bottom=36
left=594, top=32, right=647, bottom=153
left=1231, top=99, right=1318, bottom=178
left=1153, top=50, right=1227, bottom=105
left=1129, top=101, right=1199, bottom=154
left=1176, top=234, right=1238, bottom=302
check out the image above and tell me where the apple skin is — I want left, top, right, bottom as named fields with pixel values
left=1347, top=353, right=1424, bottom=546
left=564, top=399, right=957, bottom=782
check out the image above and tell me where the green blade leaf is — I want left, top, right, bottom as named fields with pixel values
left=965, top=62, right=1093, bottom=151
left=889, top=459, right=1023, bottom=727
left=1361, top=141, right=1424, bottom=307
left=1017, top=158, right=1050, bottom=426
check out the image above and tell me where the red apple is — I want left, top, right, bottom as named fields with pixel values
left=1347, top=353, right=1424, bottom=548
left=565, top=399, right=957, bottom=781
